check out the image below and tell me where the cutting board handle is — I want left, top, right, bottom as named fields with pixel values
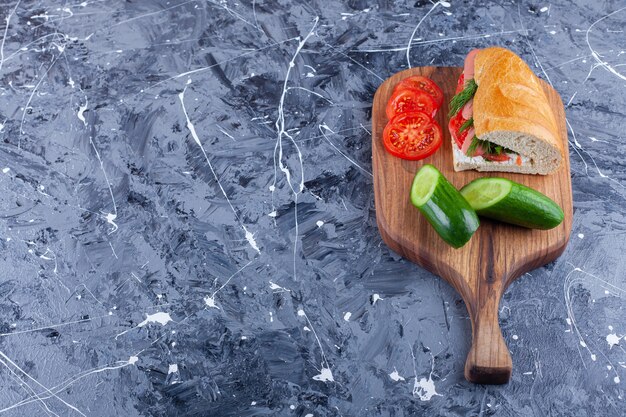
left=463, top=277, right=512, bottom=384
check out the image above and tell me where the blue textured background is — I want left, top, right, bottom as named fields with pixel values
left=0, top=0, right=624, bottom=415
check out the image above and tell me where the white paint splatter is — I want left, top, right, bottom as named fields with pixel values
left=607, top=333, right=622, bottom=349
left=299, top=308, right=334, bottom=382
left=179, top=86, right=260, bottom=254
left=411, top=350, right=441, bottom=401
left=1, top=167, right=9, bottom=174
left=406, top=1, right=444, bottom=68
left=0, top=352, right=141, bottom=414
left=77, top=100, right=88, bottom=126
left=389, top=368, right=405, bottom=382
left=615, top=376, right=620, bottom=383
left=251, top=401, right=257, bottom=405
left=343, top=312, right=351, bottom=321
left=168, top=364, right=178, bottom=374
left=138, top=312, right=172, bottom=327
left=105, top=212, right=118, bottom=234
left=204, top=295, right=219, bottom=309
left=204, top=260, right=254, bottom=310
left=77, top=97, right=119, bottom=234
left=303, top=326, right=310, bottom=332
left=244, top=228, right=260, bottom=253
left=540, top=6, right=549, bottom=12
left=272, top=18, right=318, bottom=281
left=0, top=350, right=86, bottom=415
left=578, top=233, right=584, bottom=239
left=564, top=267, right=598, bottom=364
left=269, top=312, right=273, bottom=322
left=0, top=0, right=20, bottom=71
left=268, top=211, right=277, bottom=217
left=512, top=335, right=519, bottom=340
left=413, top=375, right=440, bottom=401
left=585, top=6, right=626, bottom=82
left=312, top=367, right=334, bottom=382
left=318, top=124, right=373, bottom=177
left=316, top=220, right=324, bottom=228
left=372, top=294, right=383, bottom=305
left=305, top=414, right=314, bottom=417
left=269, top=281, right=289, bottom=292
left=217, top=124, right=235, bottom=141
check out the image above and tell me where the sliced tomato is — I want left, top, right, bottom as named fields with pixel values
left=448, top=111, right=469, bottom=149
left=394, top=76, right=444, bottom=108
left=383, top=112, right=442, bottom=161
left=455, top=73, right=465, bottom=94
left=483, top=153, right=511, bottom=162
left=386, top=89, right=437, bottom=120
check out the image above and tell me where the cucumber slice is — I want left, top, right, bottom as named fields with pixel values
left=460, top=178, right=564, bottom=230
left=410, top=165, right=479, bottom=248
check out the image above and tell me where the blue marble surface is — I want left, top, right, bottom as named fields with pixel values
left=0, top=0, right=625, bottom=415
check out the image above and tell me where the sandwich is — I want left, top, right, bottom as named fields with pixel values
left=448, top=47, right=563, bottom=175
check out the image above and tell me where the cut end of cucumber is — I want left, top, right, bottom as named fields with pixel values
left=410, top=165, right=441, bottom=207
left=461, top=178, right=512, bottom=210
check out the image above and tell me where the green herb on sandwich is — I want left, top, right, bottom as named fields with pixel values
left=449, top=78, right=477, bottom=117
left=466, top=136, right=516, bottom=157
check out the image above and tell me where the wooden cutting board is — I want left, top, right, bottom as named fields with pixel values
left=372, top=67, right=573, bottom=384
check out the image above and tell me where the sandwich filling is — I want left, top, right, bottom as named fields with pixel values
left=448, top=49, right=523, bottom=166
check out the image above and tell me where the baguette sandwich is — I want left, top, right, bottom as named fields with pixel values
left=448, top=47, right=563, bottom=175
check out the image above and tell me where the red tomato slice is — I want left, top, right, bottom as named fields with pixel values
left=386, top=89, right=437, bottom=120
left=448, top=111, right=468, bottom=149
left=383, top=112, right=442, bottom=161
left=483, top=153, right=511, bottom=162
left=394, top=76, right=444, bottom=108
left=455, top=73, right=465, bottom=94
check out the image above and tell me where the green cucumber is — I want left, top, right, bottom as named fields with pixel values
left=410, top=165, right=479, bottom=248
left=460, top=178, right=564, bottom=230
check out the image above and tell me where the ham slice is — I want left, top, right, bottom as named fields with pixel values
left=463, top=49, right=480, bottom=84
left=462, top=98, right=473, bottom=120
left=460, top=127, right=475, bottom=154
left=460, top=127, right=485, bottom=157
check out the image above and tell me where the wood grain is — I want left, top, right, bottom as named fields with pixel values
left=372, top=67, right=573, bottom=385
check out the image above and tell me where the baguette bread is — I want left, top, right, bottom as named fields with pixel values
left=453, top=47, right=563, bottom=175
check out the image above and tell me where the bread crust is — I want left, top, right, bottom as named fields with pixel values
left=473, top=47, right=563, bottom=172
